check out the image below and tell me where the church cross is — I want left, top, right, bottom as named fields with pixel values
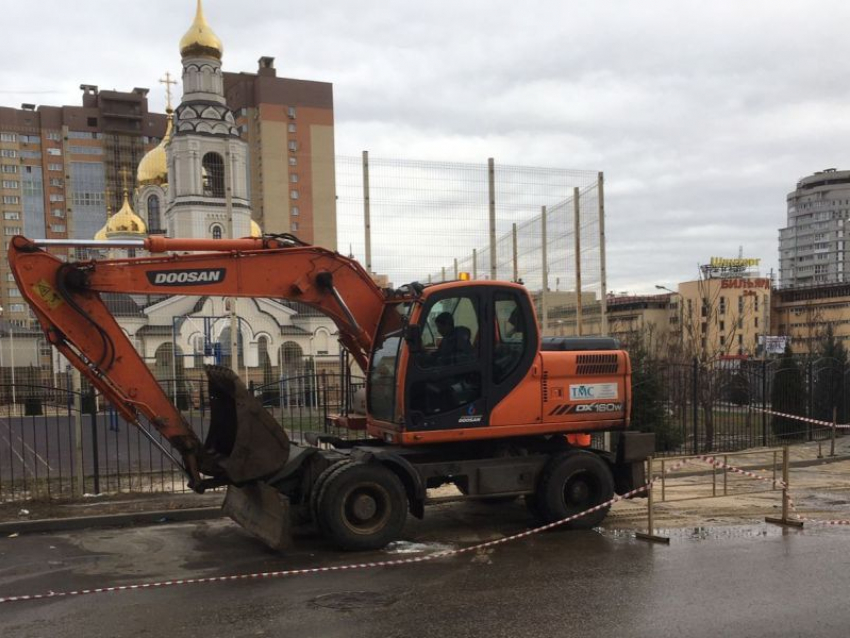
left=159, top=71, right=177, bottom=111
left=118, top=167, right=132, bottom=194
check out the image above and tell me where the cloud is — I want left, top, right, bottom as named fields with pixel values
left=3, top=0, right=849, bottom=293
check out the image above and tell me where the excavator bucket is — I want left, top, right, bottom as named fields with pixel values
left=205, top=365, right=295, bottom=549
left=204, top=365, right=290, bottom=484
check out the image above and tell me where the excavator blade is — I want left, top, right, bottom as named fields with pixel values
left=204, top=365, right=291, bottom=484
left=222, top=482, right=293, bottom=551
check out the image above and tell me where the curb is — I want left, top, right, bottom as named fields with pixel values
left=0, top=506, right=225, bottom=535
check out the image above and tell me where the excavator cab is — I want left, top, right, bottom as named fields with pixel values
left=367, top=281, right=538, bottom=442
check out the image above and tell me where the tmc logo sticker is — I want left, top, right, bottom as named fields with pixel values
left=569, top=383, right=618, bottom=401
left=146, top=268, right=226, bottom=286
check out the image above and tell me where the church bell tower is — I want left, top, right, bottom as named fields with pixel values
left=165, top=0, right=252, bottom=239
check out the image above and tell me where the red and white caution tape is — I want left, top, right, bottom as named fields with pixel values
left=687, top=454, right=786, bottom=489
left=0, top=481, right=654, bottom=605
left=754, top=408, right=850, bottom=430
left=2, top=454, right=846, bottom=605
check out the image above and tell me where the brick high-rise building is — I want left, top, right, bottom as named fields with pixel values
left=225, top=57, right=336, bottom=249
left=0, top=89, right=166, bottom=324
left=0, top=0, right=337, bottom=328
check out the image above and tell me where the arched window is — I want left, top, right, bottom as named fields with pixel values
left=193, top=335, right=205, bottom=368
left=147, top=195, right=161, bottom=233
left=218, top=325, right=244, bottom=370
left=202, top=152, right=225, bottom=197
left=211, top=224, right=222, bottom=240
left=280, top=341, right=304, bottom=376
left=315, top=329, right=330, bottom=355
left=258, top=336, right=274, bottom=385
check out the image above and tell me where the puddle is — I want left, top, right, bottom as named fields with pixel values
left=599, top=523, right=787, bottom=542
left=383, top=540, right=455, bottom=554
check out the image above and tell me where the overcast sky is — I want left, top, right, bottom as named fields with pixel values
left=2, top=0, right=849, bottom=293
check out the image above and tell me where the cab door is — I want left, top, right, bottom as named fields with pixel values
left=404, top=290, right=487, bottom=431
left=402, top=285, right=537, bottom=433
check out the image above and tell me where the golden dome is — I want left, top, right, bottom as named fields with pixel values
left=180, top=0, right=223, bottom=60
left=137, top=113, right=173, bottom=187
left=106, top=191, right=147, bottom=235
left=250, top=219, right=262, bottom=238
left=94, top=224, right=108, bottom=241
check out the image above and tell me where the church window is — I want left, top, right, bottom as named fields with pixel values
left=211, top=224, right=223, bottom=240
left=147, top=195, right=161, bottom=232
left=202, top=152, right=225, bottom=197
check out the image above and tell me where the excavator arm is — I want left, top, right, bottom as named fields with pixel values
left=7, top=235, right=387, bottom=488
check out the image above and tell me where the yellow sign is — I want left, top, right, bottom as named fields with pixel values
left=709, top=257, right=760, bottom=268
left=32, top=279, right=64, bottom=310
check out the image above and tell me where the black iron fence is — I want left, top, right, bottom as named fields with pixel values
left=637, top=357, right=849, bottom=456
left=1, top=356, right=846, bottom=503
left=0, top=370, right=366, bottom=504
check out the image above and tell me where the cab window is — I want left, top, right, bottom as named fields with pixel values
left=416, top=296, right=479, bottom=369
left=493, top=294, right=527, bottom=384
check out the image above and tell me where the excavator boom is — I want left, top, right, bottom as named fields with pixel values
left=7, top=235, right=387, bottom=488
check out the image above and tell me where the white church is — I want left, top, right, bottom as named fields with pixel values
left=86, top=1, right=341, bottom=390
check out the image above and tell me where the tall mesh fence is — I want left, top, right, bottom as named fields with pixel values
left=337, top=155, right=605, bottom=336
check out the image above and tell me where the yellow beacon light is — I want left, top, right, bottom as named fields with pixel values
left=458, top=272, right=471, bottom=281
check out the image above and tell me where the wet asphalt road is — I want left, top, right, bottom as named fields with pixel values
left=1, top=501, right=848, bottom=638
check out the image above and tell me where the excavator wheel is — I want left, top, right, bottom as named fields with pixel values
left=310, top=459, right=351, bottom=533
left=531, top=451, right=614, bottom=529
left=315, top=461, right=408, bottom=551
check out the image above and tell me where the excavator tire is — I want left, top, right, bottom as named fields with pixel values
left=310, top=459, right=351, bottom=533
left=315, top=461, right=408, bottom=551
left=532, top=450, right=614, bottom=529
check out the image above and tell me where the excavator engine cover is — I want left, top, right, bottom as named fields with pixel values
left=204, top=365, right=291, bottom=484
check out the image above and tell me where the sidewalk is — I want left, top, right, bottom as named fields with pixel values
left=607, top=436, right=850, bottom=530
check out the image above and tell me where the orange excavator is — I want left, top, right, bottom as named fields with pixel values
left=8, top=234, right=654, bottom=550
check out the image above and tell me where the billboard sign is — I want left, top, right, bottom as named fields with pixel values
left=701, top=256, right=761, bottom=279
left=759, top=335, right=789, bottom=355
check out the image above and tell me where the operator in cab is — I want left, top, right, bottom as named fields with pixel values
left=428, top=312, right=473, bottom=367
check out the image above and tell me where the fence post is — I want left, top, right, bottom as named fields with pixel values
left=362, top=150, right=372, bottom=275
left=831, top=406, right=837, bottom=457
left=635, top=456, right=669, bottom=544
left=511, top=223, right=518, bottom=282
left=488, top=157, right=497, bottom=280
left=573, top=187, right=583, bottom=336
left=808, top=361, right=814, bottom=441
left=761, top=359, right=768, bottom=447
left=766, top=446, right=803, bottom=528
left=322, top=370, right=328, bottom=430
left=72, top=368, right=84, bottom=498
left=692, top=358, right=699, bottom=455
left=88, top=386, right=100, bottom=495
left=541, top=206, right=548, bottom=336
left=597, top=172, right=609, bottom=336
